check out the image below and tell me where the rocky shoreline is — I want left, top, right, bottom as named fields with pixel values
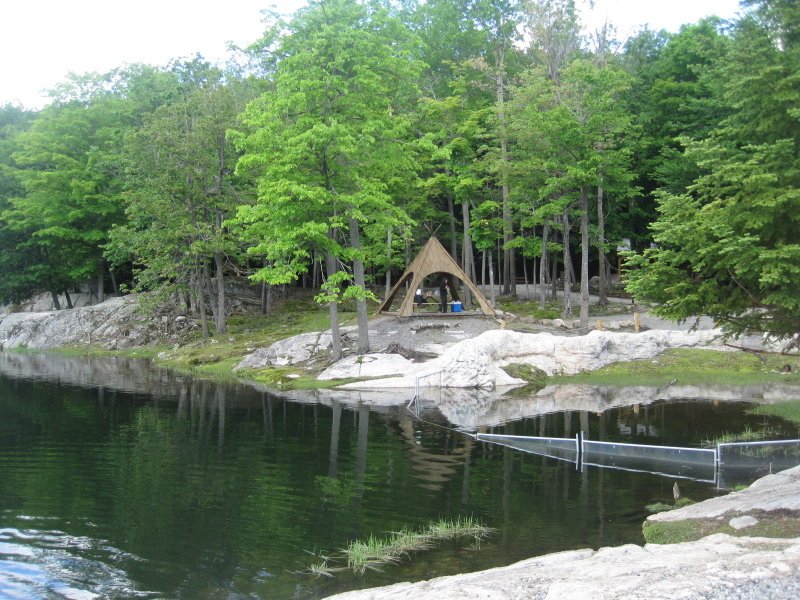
left=2, top=297, right=800, bottom=598
left=325, top=467, right=800, bottom=600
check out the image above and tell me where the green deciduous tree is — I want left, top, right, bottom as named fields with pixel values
left=511, top=59, right=635, bottom=326
left=110, top=60, right=250, bottom=336
left=626, top=1, right=800, bottom=346
left=6, top=85, right=130, bottom=307
left=233, top=0, right=424, bottom=356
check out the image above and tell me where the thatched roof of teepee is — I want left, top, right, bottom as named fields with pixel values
left=376, top=237, right=494, bottom=316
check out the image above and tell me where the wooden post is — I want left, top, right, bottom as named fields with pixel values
left=634, top=312, right=641, bottom=332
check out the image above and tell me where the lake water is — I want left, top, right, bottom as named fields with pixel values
left=1, top=352, right=799, bottom=599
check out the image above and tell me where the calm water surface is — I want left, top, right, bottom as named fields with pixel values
left=1, top=352, right=799, bottom=599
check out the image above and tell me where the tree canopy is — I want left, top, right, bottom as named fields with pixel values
left=0, top=0, right=796, bottom=346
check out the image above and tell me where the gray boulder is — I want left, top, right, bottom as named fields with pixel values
left=0, top=295, right=165, bottom=350
left=319, top=328, right=727, bottom=389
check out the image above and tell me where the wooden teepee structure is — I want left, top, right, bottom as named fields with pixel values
left=376, top=237, right=494, bottom=316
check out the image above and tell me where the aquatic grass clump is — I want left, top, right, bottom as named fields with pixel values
left=306, top=516, right=494, bottom=577
left=701, top=426, right=781, bottom=448
left=646, top=497, right=695, bottom=514
left=345, top=517, right=492, bottom=575
left=748, top=400, right=800, bottom=427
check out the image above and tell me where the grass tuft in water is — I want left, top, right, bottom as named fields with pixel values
left=748, top=400, right=800, bottom=427
left=701, top=426, right=782, bottom=448
left=308, top=517, right=494, bottom=577
left=646, top=497, right=695, bottom=514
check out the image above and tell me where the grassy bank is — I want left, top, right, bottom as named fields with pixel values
left=40, top=296, right=800, bottom=391
left=643, top=510, right=800, bottom=544
left=56, top=297, right=356, bottom=389
left=552, top=348, right=800, bottom=386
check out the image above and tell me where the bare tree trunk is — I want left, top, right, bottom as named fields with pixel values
left=385, top=227, right=393, bottom=297
left=487, top=250, right=497, bottom=306
left=97, top=262, right=105, bottom=303
left=446, top=195, right=458, bottom=264
left=562, top=207, right=573, bottom=318
left=64, top=290, right=73, bottom=309
left=523, top=254, right=529, bottom=296
left=325, top=248, right=342, bottom=361
left=579, top=187, right=590, bottom=330
left=109, top=269, right=118, bottom=296
left=461, top=200, right=474, bottom=308
left=597, top=175, right=608, bottom=307
left=261, top=259, right=270, bottom=315
left=497, top=45, right=515, bottom=297
left=261, top=281, right=271, bottom=315
left=214, top=252, right=226, bottom=334
left=195, top=259, right=209, bottom=339
left=482, top=250, right=487, bottom=296
left=204, top=263, right=219, bottom=334
left=539, top=224, right=549, bottom=309
left=349, top=217, right=370, bottom=354
left=50, top=291, right=62, bottom=310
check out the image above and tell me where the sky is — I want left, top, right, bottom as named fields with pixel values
left=1, top=0, right=743, bottom=109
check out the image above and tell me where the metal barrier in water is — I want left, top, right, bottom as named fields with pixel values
left=582, top=439, right=717, bottom=483
left=476, top=433, right=580, bottom=465
left=717, top=439, right=800, bottom=489
left=471, top=431, right=800, bottom=488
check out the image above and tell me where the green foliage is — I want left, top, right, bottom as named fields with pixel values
left=3, top=93, right=128, bottom=299
left=3, top=0, right=798, bottom=358
left=554, top=348, right=800, bottom=386
left=626, top=6, right=800, bottom=345
left=232, top=0, right=423, bottom=296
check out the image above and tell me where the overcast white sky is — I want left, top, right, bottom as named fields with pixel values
left=1, top=0, right=742, bottom=109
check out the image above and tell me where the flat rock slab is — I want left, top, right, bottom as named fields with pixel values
left=324, top=534, right=800, bottom=600
left=318, top=328, right=727, bottom=389
left=649, top=466, right=800, bottom=522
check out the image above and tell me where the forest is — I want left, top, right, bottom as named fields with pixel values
left=0, top=0, right=797, bottom=350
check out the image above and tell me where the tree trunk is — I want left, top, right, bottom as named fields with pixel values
left=446, top=195, right=458, bottom=265
left=204, top=263, right=219, bottom=334
left=562, top=207, right=573, bottom=317
left=97, top=262, right=105, bottom=303
left=195, top=258, right=209, bottom=339
left=523, top=254, right=529, bottom=296
left=496, top=44, right=515, bottom=296
left=261, top=281, right=271, bottom=315
left=539, top=224, right=549, bottom=309
left=50, top=291, right=62, bottom=310
left=325, top=248, right=343, bottom=361
left=214, top=251, right=226, bottom=334
left=64, top=290, right=73, bottom=309
left=580, top=187, right=590, bottom=330
left=482, top=250, right=487, bottom=296
left=385, top=227, right=393, bottom=298
left=109, top=269, right=119, bottom=296
left=597, top=175, right=608, bottom=307
left=461, top=200, right=474, bottom=308
left=349, top=217, right=370, bottom=354
left=487, top=250, right=497, bottom=306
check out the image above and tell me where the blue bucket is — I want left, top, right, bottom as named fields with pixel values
left=451, top=301, right=462, bottom=313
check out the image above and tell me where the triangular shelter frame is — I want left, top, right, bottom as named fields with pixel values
left=376, top=237, right=494, bottom=317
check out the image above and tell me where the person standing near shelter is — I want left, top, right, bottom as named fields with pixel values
left=438, top=277, right=448, bottom=313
